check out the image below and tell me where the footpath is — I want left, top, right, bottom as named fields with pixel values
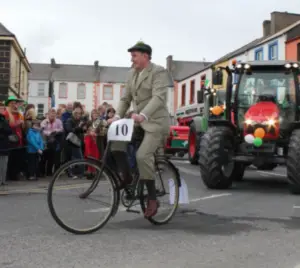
left=0, top=177, right=86, bottom=195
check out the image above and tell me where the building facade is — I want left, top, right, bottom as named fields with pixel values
left=177, top=68, right=212, bottom=108
left=286, top=36, right=300, bottom=61
left=0, top=23, right=31, bottom=102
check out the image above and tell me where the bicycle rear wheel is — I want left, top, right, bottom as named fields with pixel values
left=47, top=159, right=119, bottom=234
left=139, top=158, right=180, bottom=225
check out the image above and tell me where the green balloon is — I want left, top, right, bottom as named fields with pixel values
left=253, top=137, right=263, bottom=147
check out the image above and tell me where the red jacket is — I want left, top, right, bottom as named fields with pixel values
left=84, top=134, right=99, bottom=159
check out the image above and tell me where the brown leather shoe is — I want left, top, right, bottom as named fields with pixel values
left=144, top=200, right=159, bottom=218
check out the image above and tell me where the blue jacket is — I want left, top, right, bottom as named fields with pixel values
left=26, top=128, right=44, bottom=153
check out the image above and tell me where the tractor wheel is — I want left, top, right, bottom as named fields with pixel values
left=188, top=122, right=201, bottom=165
left=199, top=126, right=243, bottom=189
left=287, top=129, right=300, bottom=194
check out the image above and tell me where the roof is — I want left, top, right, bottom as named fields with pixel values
left=171, top=61, right=212, bottom=81
left=29, top=63, right=54, bottom=80
left=99, top=66, right=130, bottom=83
left=213, top=37, right=264, bottom=65
left=29, top=63, right=131, bottom=83
left=0, top=23, right=14, bottom=36
left=258, top=19, right=300, bottom=45
left=51, top=64, right=99, bottom=82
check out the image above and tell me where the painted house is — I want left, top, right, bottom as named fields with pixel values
left=166, top=55, right=211, bottom=113
left=177, top=67, right=212, bottom=108
left=0, top=23, right=31, bottom=101
left=286, top=36, right=300, bottom=61
left=29, top=59, right=131, bottom=113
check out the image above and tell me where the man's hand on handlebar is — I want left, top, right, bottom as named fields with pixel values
left=131, top=113, right=145, bottom=123
left=107, top=117, right=119, bottom=124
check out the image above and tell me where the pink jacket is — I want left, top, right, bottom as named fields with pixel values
left=41, top=118, right=63, bottom=136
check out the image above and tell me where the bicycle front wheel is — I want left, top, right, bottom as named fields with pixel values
left=47, top=159, right=119, bottom=234
left=140, top=158, right=180, bottom=225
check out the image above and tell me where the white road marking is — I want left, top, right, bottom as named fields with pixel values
left=293, top=206, right=300, bottom=209
left=189, top=193, right=232, bottom=202
left=257, top=171, right=286, bottom=177
left=84, top=193, right=232, bottom=213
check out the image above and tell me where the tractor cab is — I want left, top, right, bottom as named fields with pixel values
left=199, top=61, right=300, bottom=194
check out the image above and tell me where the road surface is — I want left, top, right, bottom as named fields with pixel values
left=0, top=161, right=300, bottom=268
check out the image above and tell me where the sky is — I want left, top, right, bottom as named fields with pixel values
left=1, top=0, right=300, bottom=67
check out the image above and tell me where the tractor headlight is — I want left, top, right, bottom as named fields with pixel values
left=245, top=119, right=253, bottom=125
left=285, top=63, right=292, bottom=68
left=267, top=119, right=275, bottom=126
left=293, top=63, right=299, bottom=68
left=244, top=64, right=250, bottom=69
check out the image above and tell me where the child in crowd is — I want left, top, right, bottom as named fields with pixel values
left=26, top=119, right=44, bottom=181
left=84, top=124, right=99, bottom=178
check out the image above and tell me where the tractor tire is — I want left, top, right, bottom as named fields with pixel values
left=199, top=126, right=243, bottom=189
left=287, top=129, right=300, bottom=194
left=188, top=122, right=201, bottom=165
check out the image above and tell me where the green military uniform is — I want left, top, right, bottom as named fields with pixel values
left=111, top=42, right=170, bottom=180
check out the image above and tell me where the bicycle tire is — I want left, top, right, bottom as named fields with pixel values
left=139, top=158, right=180, bottom=225
left=47, top=159, right=119, bottom=234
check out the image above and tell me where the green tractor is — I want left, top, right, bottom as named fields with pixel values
left=188, top=87, right=226, bottom=164
left=198, top=60, right=300, bottom=194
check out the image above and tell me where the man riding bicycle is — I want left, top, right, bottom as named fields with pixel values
left=107, top=41, right=170, bottom=218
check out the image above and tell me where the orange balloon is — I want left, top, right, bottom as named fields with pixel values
left=211, top=106, right=223, bottom=116
left=254, top=128, right=265, bottom=138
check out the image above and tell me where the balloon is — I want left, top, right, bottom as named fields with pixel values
left=253, top=137, right=263, bottom=147
left=254, top=128, right=265, bottom=138
left=244, top=134, right=254, bottom=144
left=211, top=106, right=223, bottom=116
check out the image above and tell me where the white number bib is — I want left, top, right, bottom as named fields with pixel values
left=107, top=118, right=134, bottom=142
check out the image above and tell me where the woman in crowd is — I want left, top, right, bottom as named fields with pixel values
left=40, top=109, right=64, bottom=176
left=0, top=112, right=13, bottom=185
left=65, top=105, right=86, bottom=179
left=3, top=96, right=25, bottom=181
left=106, top=107, right=116, bottom=120
left=24, top=104, right=36, bottom=134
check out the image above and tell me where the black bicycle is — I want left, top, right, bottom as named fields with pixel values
left=47, top=121, right=181, bottom=234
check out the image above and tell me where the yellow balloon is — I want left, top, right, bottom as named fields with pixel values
left=254, top=128, right=265, bottom=138
left=211, top=106, right=223, bottom=116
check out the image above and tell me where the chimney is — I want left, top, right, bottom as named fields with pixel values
left=263, top=20, right=271, bottom=37
left=166, top=55, right=173, bottom=72
left=94, top=60, right=99, bottom=69
left=270, top=11, right=300, bottom=35
left=50, top=58, right=56, bottom=67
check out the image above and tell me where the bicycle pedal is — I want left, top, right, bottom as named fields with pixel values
left=126, top=209, right=140, bottom=214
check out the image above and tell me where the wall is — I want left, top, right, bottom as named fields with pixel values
left=28, top=80, right=50, bottom=114
left=286, top=37, right=300, bottom=61
left=248, top=35, right=286, bottom=60
left=177, top=68, right=212, bottom=108
left=0, top=40, right=10, bottom=101
left=10, top=45, right=29, bottom=99
left=53, top=81, right=94, bottom=112
left=213, top=60, right=229, bottom=90
left=97, top=82, right=125, bottom=109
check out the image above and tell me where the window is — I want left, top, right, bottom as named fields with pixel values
left=77, top=83, right=86, bottom=99
left=190, top=80, right=195, bottom=104
left=120, top=85, right=126, bottom=98
left=268, top=41, right=278, bottom=60
left=37, top=104, right=44, bottom=117
left=255, top=47, right=263, bottom=60
left=297, top=43, right=300, bottom=61
left=181, top=84, right=186, bottom=106
left=103, top=85, right=113, bottom=100
left=37, top=83, right=45, bottom=97
left=58, top=82, right=68, bottom=98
